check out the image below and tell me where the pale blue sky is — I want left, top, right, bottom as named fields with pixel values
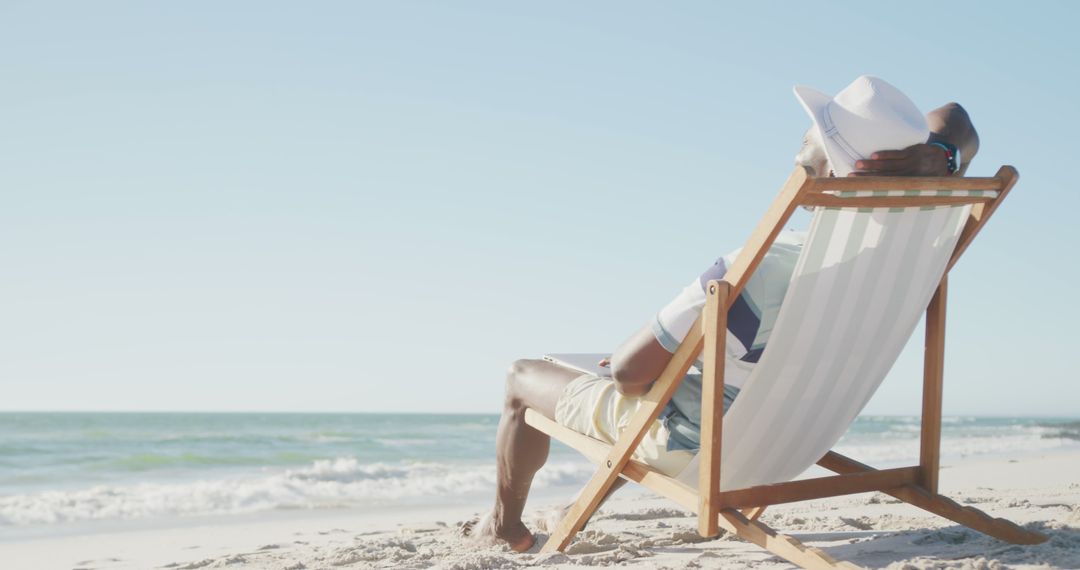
left=1, top=1, right=1076, bottom=415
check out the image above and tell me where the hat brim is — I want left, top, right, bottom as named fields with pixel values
left=793, top=84, right=858, bottom=177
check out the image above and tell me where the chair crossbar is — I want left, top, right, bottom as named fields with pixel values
left=806, top=174, right=1007, bottom=192
left=718, top=467, right=919, bottom=509
left=801, top=194, right=995, bottom=208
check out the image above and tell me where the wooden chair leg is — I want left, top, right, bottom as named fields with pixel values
left=819, top=451, right=1047, bottom=545
left=717, top=509, right=862, bottom=570
left=889, top=485, right=1047, bottom=545
left=540, top=476, right=597, bottom=553
left=699, top=280, right=730, bottom=537
left=540, top=412, right=680, bottom=552
left=919, top=278, right=947, bottom=494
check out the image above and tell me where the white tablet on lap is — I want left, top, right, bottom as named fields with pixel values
left=542, top=353, right=613, bottom=378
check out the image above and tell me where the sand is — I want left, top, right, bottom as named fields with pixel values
left=3, top=451, right=1078, bottom=570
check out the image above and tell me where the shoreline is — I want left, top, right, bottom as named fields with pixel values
left=0, top=480, right=589, bottom=545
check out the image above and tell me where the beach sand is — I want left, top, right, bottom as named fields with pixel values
left=4, top=451, right=1078, bottom=570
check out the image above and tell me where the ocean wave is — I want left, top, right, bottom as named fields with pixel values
left=1038, top=420, right=1080, bottom=441
left=0, top=458, right=594, bottom=527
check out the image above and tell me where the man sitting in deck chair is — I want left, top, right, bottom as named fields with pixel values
left=465, top=76, right=981, bottom=552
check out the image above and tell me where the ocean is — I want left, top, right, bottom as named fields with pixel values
left=0, top=413, right=1076, bottom=535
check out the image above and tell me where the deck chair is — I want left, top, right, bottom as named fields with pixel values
left=523, top=165, right=1047, bottom=569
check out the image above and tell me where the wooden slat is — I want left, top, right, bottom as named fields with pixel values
left=806, top=175, right=1003, bottom=193
left=524, top=408, right=609, bottom=464
left=539, top=315, right=706, bottom=553
left=946, top=166, right=1018, bottom=271
left=698, top=280, right=730, bottom=537
left=817, top=451, right=1047, bottom=545
left=524, top=408, right=701, bottom=513
left=624, top=460, right=701, bottom=513
left=920, top=278, right=947, bottom=493
left=718, top=467, right=918, bottom=509
left=721, top=166, right=813, bottom=298
left=801, top=195, right=994, bottom=208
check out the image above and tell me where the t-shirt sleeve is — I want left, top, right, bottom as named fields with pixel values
left=650, top=258, right=728, bottom=353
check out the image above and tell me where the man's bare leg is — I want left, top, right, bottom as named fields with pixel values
left=464, top=358, right=581, bottom=552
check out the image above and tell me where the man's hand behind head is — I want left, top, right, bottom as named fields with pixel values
left=849, top=144, right=950, bottom=177
left=850, top=102, right=979, bottom=178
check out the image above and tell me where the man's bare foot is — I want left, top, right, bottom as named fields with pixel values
left=459, top=511, right=536, bottom=553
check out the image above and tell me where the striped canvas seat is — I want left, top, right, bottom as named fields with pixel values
left=677, top=190, right=993, bottom=491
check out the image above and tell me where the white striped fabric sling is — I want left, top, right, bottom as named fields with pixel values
left=677, top=190, right=992, bottom=491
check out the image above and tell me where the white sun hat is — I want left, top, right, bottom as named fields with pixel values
left=794, top=76, right=930, bottom=177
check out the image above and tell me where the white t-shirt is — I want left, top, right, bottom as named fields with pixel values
left=652, top=231, right=806, bottom=451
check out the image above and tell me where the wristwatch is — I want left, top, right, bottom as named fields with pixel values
left=929, top=142, right=961, bottom=175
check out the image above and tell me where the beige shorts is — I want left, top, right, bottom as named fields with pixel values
left=554, top=374, right=694, bottom=477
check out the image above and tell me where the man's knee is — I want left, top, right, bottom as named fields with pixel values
left=504, top=358, right=543, bottom=410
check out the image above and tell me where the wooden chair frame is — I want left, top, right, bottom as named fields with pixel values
left=524, top=165, right=1046, bottom=569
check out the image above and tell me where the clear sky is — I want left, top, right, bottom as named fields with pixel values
left=2, top=1, right=1077, bottom=415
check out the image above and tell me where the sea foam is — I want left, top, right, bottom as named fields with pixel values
left=0, top=458, right=594, bottom=526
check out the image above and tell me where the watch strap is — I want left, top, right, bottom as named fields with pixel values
left=929, top=141, right=960, bottom=175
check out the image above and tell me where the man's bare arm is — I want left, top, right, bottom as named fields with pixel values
left=850, top=102, right=980, bottom=176
left=927, top=102, right=979, bottom=175
left=607, top=325, right=673, bottom=397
